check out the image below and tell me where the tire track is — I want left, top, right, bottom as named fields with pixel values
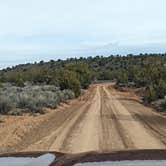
left=59, top=85, right=101, bottom=153
left=101, top=86, right=135, bottom=149
left=13, top=83, right=166, bottom=153
left=21, top=85, right=96, bottom=152
left=120, top=100, right=166, bottom=146
left=104, top=84, right=165, bottom=149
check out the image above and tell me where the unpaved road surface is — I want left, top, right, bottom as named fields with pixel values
left=1, top=83, right=166, bottom=153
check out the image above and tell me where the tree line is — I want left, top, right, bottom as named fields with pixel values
left=1, top=53, right=166, bottom=105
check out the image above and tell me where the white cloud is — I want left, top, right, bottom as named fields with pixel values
left=0, top=0, right=166, bottom=68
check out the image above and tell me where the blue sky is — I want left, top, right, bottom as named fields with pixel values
left=0, top=0, right=166, bottom=68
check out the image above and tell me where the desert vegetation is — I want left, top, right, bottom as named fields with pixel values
left=0, top=83, right=75, bottom=115
left=0, top=53, right=166, bottom=114
left=0, top=62, right=91, bottom=115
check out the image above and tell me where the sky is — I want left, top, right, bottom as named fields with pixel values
left=0, top=0, right=166, bottom=68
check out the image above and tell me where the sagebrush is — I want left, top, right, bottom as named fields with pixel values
left=0, top=83, right=75, bottom=115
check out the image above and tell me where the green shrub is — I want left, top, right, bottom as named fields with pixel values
left=17, top=94, right=30, bottom=108
left=144, top=86, right=157, bottom=103
left=59, top=70, right=81, bottom=97
left=97, top=71, right=113, bottom=80
left=0, top=97, right=12, bottom=114
left=15, top=78, right=25, bottom=87
left=117, top=72, right=129, bottom=84
left=65, top=63, right=91, bottom=89
left=156, top=80, right=166, bottom=99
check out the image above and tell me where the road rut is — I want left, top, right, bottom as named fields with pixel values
left=5, top=83, right=166, bottom=153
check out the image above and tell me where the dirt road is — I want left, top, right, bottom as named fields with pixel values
left=1, top=83, right=166, bottom=153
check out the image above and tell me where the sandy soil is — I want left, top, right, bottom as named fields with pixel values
left=0, top=83, right=166, bottom=154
